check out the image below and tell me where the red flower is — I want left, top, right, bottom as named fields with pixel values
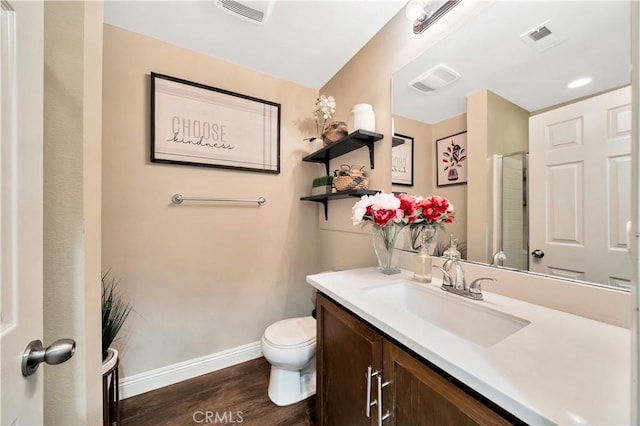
left=398, top=194, right=418, bottom=219
left=373, top=209, right=397, bottom=227
left=417, top=196, right=454, bottom=224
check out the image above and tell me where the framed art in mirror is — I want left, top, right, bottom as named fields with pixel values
left=436, top=131, right=467, bottom=187
left=150, top=72, right=281, bottom=174
left=391, top=133, right=414, bottom=186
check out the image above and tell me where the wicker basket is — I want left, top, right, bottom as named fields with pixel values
left=334, top=175, right=370, bottom=191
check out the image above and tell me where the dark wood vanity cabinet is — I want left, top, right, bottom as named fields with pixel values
left=316, top=293, right=515, bottom=426
left=316, top=291, right=382, bottom=425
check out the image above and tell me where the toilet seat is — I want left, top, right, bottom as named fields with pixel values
left=263, top=316, right=316, bottom=349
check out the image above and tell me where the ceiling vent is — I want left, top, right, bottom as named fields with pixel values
left=409, top=64, right=461, bottom=93
left=215, top=0, right=275, bottom=25
left=520, top=20, right=567, bottom=52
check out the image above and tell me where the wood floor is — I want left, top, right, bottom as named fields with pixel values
left=121, top=357, right=315, bottom=426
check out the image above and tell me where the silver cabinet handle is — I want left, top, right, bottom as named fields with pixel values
left=366, top=365, right=380, bottom=417
left=377, top=375, right=390, bottom=426
left=22, top=338, right=76, bottom=376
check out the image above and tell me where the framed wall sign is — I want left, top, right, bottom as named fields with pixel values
left=391, top=133, right=414, bottom=186
left=150, top=72, right=281, bottom=174
left=436, top=131, right=467, bottom=187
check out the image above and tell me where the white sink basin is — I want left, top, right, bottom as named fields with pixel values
left=364, top=281, right=530, bottom=347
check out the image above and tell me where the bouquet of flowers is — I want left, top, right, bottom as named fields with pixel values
left=351, top=192, right=454, bottom=229
left=352, top=192, right=454, bottom=274
left=408, top=195, right=455, bottom=251
left=412, top=195, right=455, bottom=227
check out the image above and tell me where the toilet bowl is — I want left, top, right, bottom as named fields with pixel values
left=261, top=316, right=316, bottom=406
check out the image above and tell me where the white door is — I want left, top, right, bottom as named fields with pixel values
left=1, top=1, right=44, bottom=424
left=529, top=86, right=632, bottom=287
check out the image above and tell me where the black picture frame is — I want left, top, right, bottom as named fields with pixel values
left=391, top=133, right=414, bottom=186
left=436, top=131, right=467, bottom=187
left=150, top=72, right=281, bottom=174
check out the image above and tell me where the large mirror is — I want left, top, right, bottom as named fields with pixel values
left=392, top=1, right=632, bottom=290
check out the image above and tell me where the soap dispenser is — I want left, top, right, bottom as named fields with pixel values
left=443, top=235, right=461, bottom=260
left=413, top=227, right=434, bottom=283
left=413, top=244, right=432, bottom=283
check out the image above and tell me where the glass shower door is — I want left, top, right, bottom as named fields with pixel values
left=499, top=153, right=528, bottom=271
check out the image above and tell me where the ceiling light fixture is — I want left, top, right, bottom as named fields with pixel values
left=406, top=0, right=461, bottom=34
left=567, top=77, right=592, bottom=89
left=405, top=0, right=429, bottom=21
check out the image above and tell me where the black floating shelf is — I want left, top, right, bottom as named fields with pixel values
left=302, top=129, right=384, bottom=175
left=300, top=189, right=380, bottom=220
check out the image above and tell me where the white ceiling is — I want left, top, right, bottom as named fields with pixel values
left=103, top=0, right=406, bottom=89
left=104, top=1, right=631, bottom=124
left=393, top=1, right=631, bottom=124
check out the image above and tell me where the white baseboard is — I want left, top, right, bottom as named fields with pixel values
left=119, top=341, right=263, bottom=399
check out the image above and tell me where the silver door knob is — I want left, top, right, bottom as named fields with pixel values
left=531, top=249, right=545, bottom=259
left=22, top=338, right=76, bottom=377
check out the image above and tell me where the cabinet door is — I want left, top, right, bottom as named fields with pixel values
left=316, top=293, right=382, bottom=426
left=382, top=342, right=512, bottom=426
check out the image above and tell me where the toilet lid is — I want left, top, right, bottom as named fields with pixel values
left=263, top=316, right=316, bottom=348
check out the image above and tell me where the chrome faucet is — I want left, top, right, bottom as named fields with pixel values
left=467, top=277, right=497, bottom=300
left=443, top=258, right=466, bottom=290
left=433, top=259, right=497, bottom=301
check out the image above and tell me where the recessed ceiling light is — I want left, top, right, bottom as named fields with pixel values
left=567, top=77, right=592, bottom=89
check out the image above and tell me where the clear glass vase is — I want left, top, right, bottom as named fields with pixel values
left=373, top=224, right=404, bottom=275
left=410, top=224, right=437, bottom=254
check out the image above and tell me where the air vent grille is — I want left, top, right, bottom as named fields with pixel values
left=409, top=64, right=461, bottom=94
left=216, top=0, right=275, bottom=24
left=519, top=20, right=567, bottom=52
left=411, top=81, right=435, bottom=93
left=219, top=0, right=264, bottom=22
left=528, top=26, right=552, bottom=41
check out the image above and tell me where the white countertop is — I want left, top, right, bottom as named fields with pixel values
left=307, top=267, right=630, bottom=425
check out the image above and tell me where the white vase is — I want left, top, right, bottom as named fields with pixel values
left=102, top=348, right=118, bottom=374
left=350, top=103, right=376, bottom=132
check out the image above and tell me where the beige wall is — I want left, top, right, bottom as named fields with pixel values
left=102, top=25, right=322, bottom=377
left=43, top=2, right=103, bottom=425
left=467, top=90, right=529, bottom=262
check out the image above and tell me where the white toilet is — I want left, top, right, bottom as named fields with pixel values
left=261, top=316, right=316, bottom=406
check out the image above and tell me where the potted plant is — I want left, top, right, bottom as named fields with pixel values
left=101, top=270, right=132, bottom=372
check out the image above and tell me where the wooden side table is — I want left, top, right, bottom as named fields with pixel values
left=102, top=357, right=120, bottom=426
